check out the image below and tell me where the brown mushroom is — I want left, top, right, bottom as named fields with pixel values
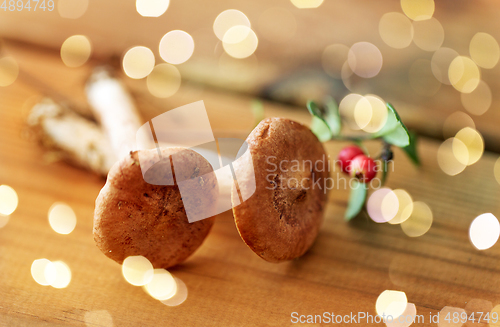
left=93, top=147, right=218, bottom=268
left=232, top=117, right=329, bottom=262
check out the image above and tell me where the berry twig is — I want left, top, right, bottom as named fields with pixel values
left=307, top=98, right=419, bottom=220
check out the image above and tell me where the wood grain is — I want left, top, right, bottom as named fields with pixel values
left=1, top=39, right=500, bottom=327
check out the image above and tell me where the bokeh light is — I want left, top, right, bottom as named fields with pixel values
left=409, top=59, right=441, bottom=96
left=355, top=95, right=388, bottom=133
left=136, top=0, right=169, bottom=17
left=465, top=299, right=493, bottom=324
left=367, top=188, right=398, bottom=223
left=122, top=255, right=154, bottom=286
left=460, top=80, right=491, bottom=116
left=401, top=0, right=435, bottom=21
left=494, top=157, right=500, bottom=186
left=438, top=306, right=466, bottom=327
left=469, top=213, right=499, bottom=250
left=84, top=311, right=114, bottom=327
left=379, top=12, right=414, bottom=49
left=290, top=0, right=323, bottom=9
left=469, top=32, right=500, bottom=69
left=122, top=46, right=155, bottom=79
left=353, top=96, right=372, bottom=130
left=258, top=7, right=296, bottom=43
left=401, top=201, right=433, bottom=237
left=412, top=18, right=444, bottom=52
left=386, top=189, right=413, bottom=225
left=0, top=185, right=18, bottom=216
left=453, top=127, right=483, bottom=166
left=159, top=30, right=195, bottom=65
left=31, top=258, right=72, bottom=288
left=58, top=0, right=88, bottom=19
left=347, top=42, right=383, bottom=78
left=60, top=35, right=92, bottom=68
left=437, top=138, right=467, bottom=176
left=322, top=44, right=349, bottom=78
left=431, top=47, right=459, bottom=85
left=161, top=277, right=188, bottom=306
left=146, top=63, right=181, bottom=98
left=340, top=61, right=355, bottom=91
left=213, top=10, right=251, bottom=41
left=491, top=305, right=500, bottom=327
left=449, top=56, right=480, bottom=93
left=144, top=269, right=177, bottom=300
left=0, top=57, right=19, bottom=87
left=48, top=202, right=77, bottom=235
left=376, top=290, right=408, bottom=319
left=51, top=261, right=72, bottom=289
left=386, top=303, right=417, bottom=327
left=442, top=111, right=475, bottom=139
left=31, top=259, right=56, bottom=286
left=0, top=215, right=9, bottom=228
left=339, top=93, right=363, bottom=130
left=222, top=26, right=259, bottom=59
left=380, top=190, right=400, bottom=224
left=450, top=136, right=470, bottom=167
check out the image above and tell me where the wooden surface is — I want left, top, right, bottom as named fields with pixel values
left=2, top=41, right=500, bottom=327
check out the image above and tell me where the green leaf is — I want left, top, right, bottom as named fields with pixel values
left=345, top=180, right=367, bottom=221
left=251, top=100, right=265, bottom=127
left=372, top=106, right=398, bottom=138
left=310, top=116, right=333, bottom=142
left=307, top=100, right=323, bottom=118
left=402, top=130, right=420, bottom=166
left=323, top=96, right=342, bottom=136
left=383, top=127, right=410, bottom=147
left=307, top=99, right=341, bottom=137
left=377, top=103, right=410, bottom=147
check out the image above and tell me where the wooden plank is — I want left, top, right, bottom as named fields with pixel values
left=1, top=43, right=500, bottom=326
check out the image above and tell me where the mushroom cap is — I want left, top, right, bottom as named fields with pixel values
left=232, top=117, right=329, bottom=262
left=93, top=147, right=218, bottom=268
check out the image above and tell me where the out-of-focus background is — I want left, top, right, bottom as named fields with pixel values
left=2, top=1, right=500, bottom=326
left=2, top=0, right=500, bottom=149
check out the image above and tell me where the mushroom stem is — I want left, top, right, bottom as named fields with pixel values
left=86, top=67, right=143, bottom=160
left=27, top=98, right=116, bottom=175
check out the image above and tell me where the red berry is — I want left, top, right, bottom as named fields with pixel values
left=337, top=146, right=365, bottom=174
left=350, top=154, right=377, bottom=183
